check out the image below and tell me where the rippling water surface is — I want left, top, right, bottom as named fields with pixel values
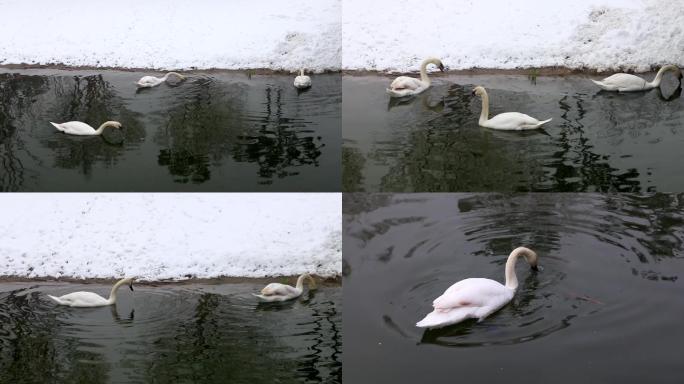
left=0, top=282, right=341, bottom=383
left=343, top=74, right=683, bottom=192
left=343, top=193, right=684, bottom=383
left=0, top=69, right=340, bottom=191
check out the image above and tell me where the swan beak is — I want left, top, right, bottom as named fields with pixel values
left=439, top=64, right=446, bottom=72
left=531, top=265, right=539, bottom=271
left=129, top=282, right=134, bottom=291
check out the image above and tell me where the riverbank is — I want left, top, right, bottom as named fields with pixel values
left=0, top=194, right=342, bottom=280
left=343, top=0, right=683, bottom=72
left=0, top=0, right=341, bottom=71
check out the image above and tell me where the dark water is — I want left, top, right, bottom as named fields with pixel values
left=342, top=74, right=684, bottom=192
left=343, top=193, right=684, bottom=383
left=0, top=69, right=340, bottom=191
left=0, top=282, right=341, bottom=383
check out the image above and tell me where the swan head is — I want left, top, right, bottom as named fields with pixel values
left=472, top=86, right=486, bottom=97
left=305, top=274, right=317, bottom=290
left=514, top=247, right=539, bottom=271
left=423, top=57, right=446, bottom=72
left=120, top=277, right=135, bottom=291
left=104, top=121, right=123, bottom=129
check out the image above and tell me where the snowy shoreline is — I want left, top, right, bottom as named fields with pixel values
left=0, top=0, right=341, bottom=72
left=2, top=1, right=681, bottom=72
left=343, top=0, right=684, bottom=73
left=0, top=275, right=342, bottom=285
left=0, top=194, right=342, bottom=281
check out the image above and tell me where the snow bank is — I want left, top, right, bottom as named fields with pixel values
left=343, top=0, right=684, bottom=72
left=0, top=0, right=341, bottom=71
left=0, top=194, right=341, bottom=280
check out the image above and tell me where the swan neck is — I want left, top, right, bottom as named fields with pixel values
left=419, top=60, right=431, bottom=85
left=163, top=72, right=182, bottom=81
left=296, top=274, right=307, bottom=290
left=650, top=65, right=676, bottom=87
left=300, top=69, right=305, bottom=76
left=504, top=247, right=537, bottom=290
left=504, top=253, right=520, bottom=290
left=95, top=122, right=109, bottom=135
left=479, top=90, right=489, bottom=124
left=107, top=278, right=128, bottom=303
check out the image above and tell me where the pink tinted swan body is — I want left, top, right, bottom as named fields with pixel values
left=416, top=247, right=539, bottom=329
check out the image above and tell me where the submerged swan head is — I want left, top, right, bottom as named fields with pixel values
left=122, top=277, right=135, bottom=291
left=505, top=247, right=539, bottom=289
left=103, top=121, right=123, bottom=129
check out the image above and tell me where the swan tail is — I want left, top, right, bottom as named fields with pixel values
left=536, top=118, right=552, bottom=127
left=591, top=79, right=614, bottom=91
left=416, top=307, right=474, bottom=329
left=50, top=122, right=64, bottom=132
left=386, top=88, right=412, bottom=98
left=47, top=295, right=64, bottom=305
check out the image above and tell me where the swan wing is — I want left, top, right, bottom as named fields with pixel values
left=136, top=76, right=161, bottom=87
left=390, top=76, right=424, bottom=91
left=432, top=278, right=509, bottom=310
left=260, top=283, right=298, bottom=297
left=51, top=291, right=109, bottom=307
left=484, top=112, right=549, bottom=130
left=595, top=73, right=648, bottom=91
left=416, top=306, right=479, bottom=328
left=52, top=121, right=97, bottom=135
left=417, top=278, right=514, bottom=328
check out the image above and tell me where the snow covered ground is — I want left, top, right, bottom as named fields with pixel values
left=343, top=0, right=684, bottom=72
left=0, top=194, right=341, bottom=280
left=0, top=0, right=341, bottom=71
left=0, top=0, right=678, bottom=72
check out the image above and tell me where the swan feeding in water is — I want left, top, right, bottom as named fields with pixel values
left=136, top=72, right=186, bottom=88
left=50, top=121, right=122, bottom=136
left=253, top=273, right=317, bottom=302
left=294, top=69, right=312, bottom=89
left=592, top=65, right=682, bottom=92
left=416, top=247, right=539, bottom=329
left=48, top=277, right=134, bottom=308
left=387, top=57, right=445, bottom=97
left=472, top=86, right=552, bottom=130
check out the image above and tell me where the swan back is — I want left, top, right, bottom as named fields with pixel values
left=294, top=73, right=312, bottom=89
left=417, top=278, right=513, bottom=329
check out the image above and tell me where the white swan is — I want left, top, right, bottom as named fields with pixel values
left=253, top=273, right=317, bottom=302
left=592, top=65, right=682, bottom=92
left=50, top=121, right=122, bottom=136
left=48, top=278, right=134, bottom=308
left=472, top=86, right=552, bottom=130
left=136, top=72, right=186, bottom=88
left=416, top=247, right=539, bottom=329
left=294, top=69, right=312, bottom=89
left=387, top=57, right=445, bottom=98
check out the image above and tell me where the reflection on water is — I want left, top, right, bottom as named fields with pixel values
left=0, top=283, right=341, bottom=383
left=343, top=193, right=684, bottom=383
left=0, top=69, right=340, bottom=191
left=343, top=74, right=684, bottom=192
